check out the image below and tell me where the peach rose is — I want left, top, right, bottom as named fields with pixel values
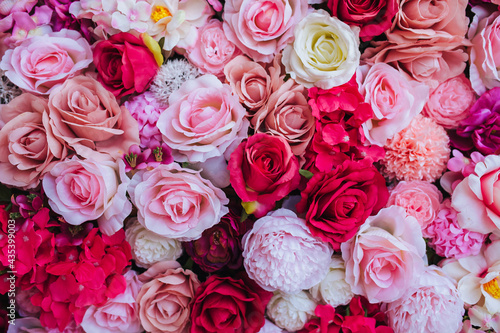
left=0, top=29, right=92, bottom=95
left=387, top=0, right=469, bottom=43
left=253, top=78, right=314, bottom=158
left=0, top=94, right=68, bottom=189
left=128, top=163, right=229, bottom=241
left=362, top=40, right=469, bottom=89
left=452, top=154, right=500, bottom=236
left=341, top=205, right=426, bottom=303
left=137, top=261, right=200, bottom=333
left=47, top=75, right=140, bottom=161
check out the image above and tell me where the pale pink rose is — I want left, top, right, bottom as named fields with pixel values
left=81, top=270, right=143, bottom=333
left=358, top=63, right=429, bottom=146
left=242, top=209, right=333, bottom=294
left=387, top=180, right=442, bottom=228
left=469, top=7, right=500, bottom=95
left=253, top=78, right=314, bottom=159
left=0, top=94, right=68, bottom=189
left=362, top=39, right=469, bottom=89
left=223, top=54, right=282, bottom=113
left=341, top=205, right=426, bottom=303
left=223, top=0, right=307, bottom=62
left=452, top=154, right=500, bottom=236
left=185, top=19, right=241, bottom=77
left=423, top=74, right=476, bottom=129
left=386, top=0, right=469, bottom=43
left=0, top=29, right=92, bottom=95
left=136, top=261, right=200, bottom=333
left=47, top=75, right=140, bottom=161
left=386, top=266, right=464, bottom=333
left=42, top=157, right=132, bottom=235
left=156, top=74, right=249, bottom=163
left=441, top=240, right=500, bottom=316
left=128, top=163, right=229, bottom=241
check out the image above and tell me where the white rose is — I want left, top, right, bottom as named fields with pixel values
left=282, top=9, right=360, bottom=89
left=125, top=218, right=183, bottom=268
left=266, top=290, right=316, bottom=332
left=309, top=255, right=353, bottom=307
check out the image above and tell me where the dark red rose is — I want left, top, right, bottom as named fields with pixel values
left=93, top=32, right=159, bottom=98
left=296, top=160, right=388, bottom=251
left=328, top=0, right=398, bottom=41
left=190, top=274, right=272, bottom=333
left=228, top=133, right=301, bottom=217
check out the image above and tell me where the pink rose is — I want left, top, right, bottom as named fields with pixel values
left=0, top=94, right=68, bottom=189
left=341, top=205, right=426, bottom=303
left=423, top=74, right=476, bottom=129
left=42, top=157, right=132, bottom=235
left=185, top=19, right=241, bottom=77
left=47, top=75, right=140, bottom=161
left=223, top=0, right=307, bottom=62
left=386, top=0, right=469, bottom=43
left=469, top=7, right=500, bottom=95
left=136, top=261, right=200, bottom=333
left=128, top=163, right=229, bottom=241
left=253, top=78, right=315, bottom=159
left=81, top=270, right=143, bottom=333
left=362, top=39, right=469, bottom=89
left=452, top=154, right=500, bottom=236
left=387, top=180, right=442, bottom=228
left=156, top=74, right=249, bottom=163
left=358, top=63, right=429, bottom=146
left=0, top=29, right=92, bottom=95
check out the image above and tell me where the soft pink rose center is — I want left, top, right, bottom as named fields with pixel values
left=248, top=1, right=283, bottom=35
left=403, top=0, right=448, bottom=27
left=26, top=48, right=75, bottom=77
left=243, top=76, right=267, bottom=102
left=10, top=126, right=47, bottom=159
left=201, top=27, right=235, bottom=64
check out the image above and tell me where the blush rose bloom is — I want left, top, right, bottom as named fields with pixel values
left=137, top=261, right=200, bottom=333
left=282, top=10, right=360, bottom=89
left=0, top=94, right=68, bottom=189
left=452, top=154, right=500, bottom=236
left=42, top=157, right=132, bottom=236
left=222, top=0, right=307, bottom=63
left=156, top=74, right=249, bottom=163
left=185, top=19, right=241, bottom=77
left=47, top=75, right=140, bottom=161
left=128, top=163, right=229, bottom=241
left=81, top=270, right=143, bottom=333
left=423, top=74, right=476, bottom=129
left=341, top=205, right=427, bottom=303
left=358, top=63, right=429, bottom=146
left=0, top=29, right=92, bottom=95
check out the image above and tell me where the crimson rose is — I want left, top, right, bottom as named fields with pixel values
left=328, top=0, right=398, bottom=41
left=228, top=133, right=300, bottom=217
left=93, top=32, right=159, bottom=98
left=296, top=160, right=388, bottom=251
left=190, top=275, right=272, bottom=333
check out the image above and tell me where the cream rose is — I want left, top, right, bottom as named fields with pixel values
left=282, top=10, right=360, bottom=89
left=266, top=290, right=316, bottom=332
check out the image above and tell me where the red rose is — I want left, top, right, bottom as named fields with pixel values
left=190, top=275, right=272, bottom=333
left=296, top=160, right=388, bottom=251
left=93, top=32, right=159, bottom=98
left=328, top=0, right=398, bottom=41
left=228, top=133, right=300, bottom=217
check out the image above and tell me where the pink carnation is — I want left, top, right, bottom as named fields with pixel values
left=124, top=91, right=166, bottom=149
left=384, top=115, right=450, bottom=182
left=242, top=209, right=333, bottom=294
left=387, top=181, right=442, bottom=228
left=423, top=199, right=486, bottom=259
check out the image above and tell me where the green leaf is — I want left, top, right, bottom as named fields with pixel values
left=0, top=183, right=12, bottom=202
left=299, top=169, right=314, bottom=179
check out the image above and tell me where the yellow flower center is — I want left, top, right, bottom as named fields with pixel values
left=483, top=278, right=500, bottom=299
left=151, top=6, right=172, bottom=23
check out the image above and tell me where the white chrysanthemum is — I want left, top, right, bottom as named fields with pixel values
left=242, top=209, right=334, bottom=294
left=309, top=255, right=353, bottom=307
left=125, top=218, right=183, bottom=268
left=0, top=70, right=22, bottom=105
left=266, top=290, right=316, bottom=332
left=149, top=58, right=200, bottom=105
